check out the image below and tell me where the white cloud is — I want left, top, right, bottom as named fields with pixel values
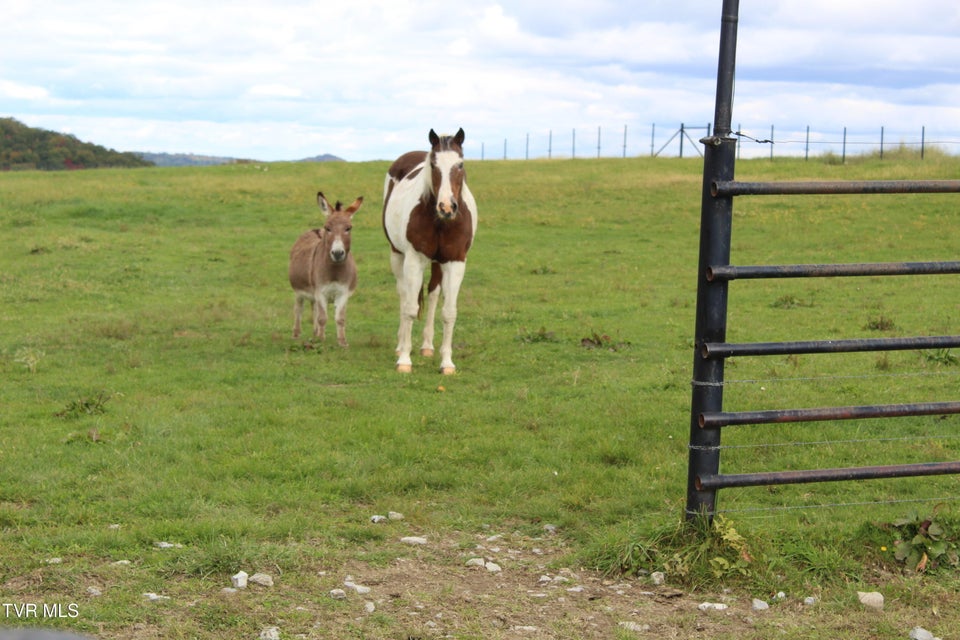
left=2, top=0, right=960, bottom=160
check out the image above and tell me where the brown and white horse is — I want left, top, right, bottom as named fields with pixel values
left=382, top=128, right=477, bottom=374
left=289, top=192, right=362, bottom=346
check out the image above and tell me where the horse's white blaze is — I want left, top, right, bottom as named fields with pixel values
left=433, top=150, right=461, bottom=215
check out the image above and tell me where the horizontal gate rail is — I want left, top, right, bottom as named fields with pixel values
left=686, top=0, right=960, bottom=520
left=696, top=461, right=960, bottom=490
left=707, top=261, right=960, bottom=281
left=712, top=179, right=960, bottom=197
left=701, top=335, right=960, bottom=359
left=700, top=401, right=960, bottom=428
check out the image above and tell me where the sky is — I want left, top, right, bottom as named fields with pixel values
left=4, top=0, right=960, bottom=162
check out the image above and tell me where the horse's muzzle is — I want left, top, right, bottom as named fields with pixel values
left=437, top=201, right=458, bottom=220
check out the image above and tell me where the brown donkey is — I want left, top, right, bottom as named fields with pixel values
left=289, top=192, right=362, bottom=345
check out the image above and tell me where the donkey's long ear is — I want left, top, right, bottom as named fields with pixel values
left=317, top=191, right=333, bottom=216
left=345, top=196, right=363, bottom=216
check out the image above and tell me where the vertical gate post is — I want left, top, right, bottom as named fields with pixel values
left=686, top=0, right=740, bottom=521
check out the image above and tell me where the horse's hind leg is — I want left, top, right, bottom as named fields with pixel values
left=420, top=263, right=442, bottom=357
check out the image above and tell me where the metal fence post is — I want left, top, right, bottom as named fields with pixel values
left=686, top=0, right=740, bottom=521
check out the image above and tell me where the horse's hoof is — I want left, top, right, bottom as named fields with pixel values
left=421, top=348, right=435, bottom=357
left=440, top=366, right=456, bottom=375
left=396, top=364, right=413, bottom=373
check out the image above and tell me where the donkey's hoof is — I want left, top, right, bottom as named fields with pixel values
left=420, top=348, right=435, bottom=358
left=440, top=366, right=456, bottom=375
left=396, top=363, right=413, bottom=373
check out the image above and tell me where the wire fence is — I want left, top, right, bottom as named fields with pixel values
left=475, top=124, right=960, bottom=161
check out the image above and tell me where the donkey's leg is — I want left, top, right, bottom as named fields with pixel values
left=420, top=263, right=442, bottom=357
left=313, top=294, right=327, bottom=341
left=293, top=294, right=305, bottom=338
left=437, top=261, right=466, bottom=374
left=396, top=253, right=427, bottom=372
left=333, top=290, right=350, bottom=348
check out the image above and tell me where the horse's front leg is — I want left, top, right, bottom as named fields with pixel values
left=395, top=252, right=427, bottom=372
left=437, top=261, right=466, bottom=374
left=420, top=263, right=442, bottom=358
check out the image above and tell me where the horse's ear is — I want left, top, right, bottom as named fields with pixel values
left=454, top=128, right=465, bottom=145
left=345, top=196, right=363, bottom=216
left=428, top=129, right=440, bottom=146
left=317, top=191, right=333, bottom=216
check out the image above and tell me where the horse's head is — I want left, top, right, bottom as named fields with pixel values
left=317, top=192, right=362, bottom=263
left=427, top=128, right=466, bottom=221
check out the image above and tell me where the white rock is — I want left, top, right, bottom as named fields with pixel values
left=250, top=572, right=274, bottom=587
left=857, top=591, right=884, bottom=611
left=259, top=627, right=280, bottom=640
left=113, top=560, right=131, bottom=566
left=752, top=598, right=769, bottom=611
left=543, top=524, right=558, bottom=534
left=388, top=511, right=404, bottom=520
left=153, top=541, right=182, bottom=549
left=512, top=626, right=539, bottom=632
left=370, top=515, right=387, bottom=523
left=650, top=571, right=665, bottom=586
left=142, top=592, right=170, bottom=601
left=774, top=591, right=787, bottom=600
left=231, top=571, right=248, bottom=589
left=401, top=536, right=428, bottom=545
left=221, top=588, right=238, bottom=595
left=466, top=558, right=486, bottom=567
left=364, top=601, right=376, bottom=613
left=698, top=602, right=728, bottom=612
left=46, top=557, right=62, bottom=564
left=566, top=586, right=584, bottom=593
left=86, top=587, right=102, bottom=597
left=803, top=596, right=818, bottom=606
left=329, top=589, right=347, bottom=600
left=108, top=523, right=121, bottom=530
left=344, top=580, right=371, bottom=595
left=910, top=627, right=940, bottom=640
left=618, top=622, right=651, bottom=632
left=485, top=562, right=502, bottom=573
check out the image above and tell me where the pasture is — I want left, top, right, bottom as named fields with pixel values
left=2, top=152, right=960, bottom=638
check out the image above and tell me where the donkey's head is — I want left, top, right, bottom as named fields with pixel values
left=427, top=128, right=466, bottom=221
left=317, top=192, right=362, bottom=263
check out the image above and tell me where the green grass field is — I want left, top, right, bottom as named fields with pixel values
left=2, top=151, right=960, bottom=638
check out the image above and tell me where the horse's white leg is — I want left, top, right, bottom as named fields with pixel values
left=292, top=294, right=304, bottom=338
left=438, top=261, right=466, bottom=374
left=420, top=285, right=440, bottom=357
left=390, top=251, right=406, bottom=356
left=396, top=253, right=426, bottom=372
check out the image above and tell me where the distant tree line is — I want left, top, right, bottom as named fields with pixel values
left=0, top=117, right=153, bottom=170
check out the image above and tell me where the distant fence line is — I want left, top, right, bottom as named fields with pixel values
left=475, top=124, right=960, bottom=161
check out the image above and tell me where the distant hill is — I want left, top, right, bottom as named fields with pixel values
left=300, top=154, right=345, bottom=163
left=0, top=117, right=153, bottom=170
left=137, top=152, right=346, bottom=167
left=135, top=152, right=242, bottom=167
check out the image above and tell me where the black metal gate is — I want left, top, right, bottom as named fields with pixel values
left=685, top=0, right=960, bottom=520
